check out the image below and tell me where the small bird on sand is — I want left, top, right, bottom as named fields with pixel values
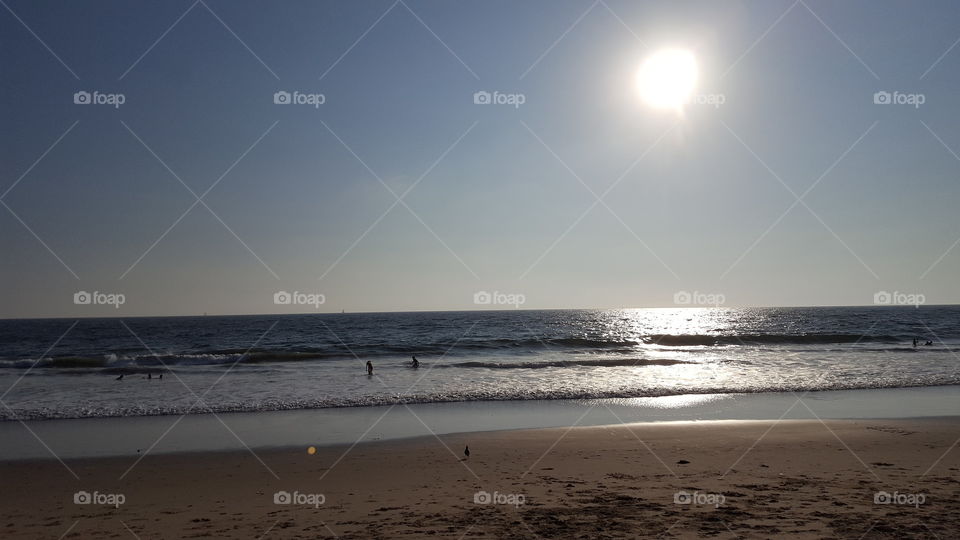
left=464, top=445, right=470, bottom=459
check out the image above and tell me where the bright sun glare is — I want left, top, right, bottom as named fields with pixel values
left=636, top=49, right=698, bottom=111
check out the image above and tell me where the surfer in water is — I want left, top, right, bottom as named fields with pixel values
left=410, top=355, right=419, bottom=368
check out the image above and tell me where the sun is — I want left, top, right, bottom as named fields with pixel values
left=636, top=49, right=698, bottom=111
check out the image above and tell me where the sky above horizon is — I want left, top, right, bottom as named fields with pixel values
left=3, top=0, right=960, bottom=317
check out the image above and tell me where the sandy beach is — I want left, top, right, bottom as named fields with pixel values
left=2, top=418, right=958, bottom=538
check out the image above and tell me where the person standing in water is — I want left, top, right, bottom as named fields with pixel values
left=366, top=361, right=374, bottom=375
left=411, top=355, right=419, bottom=368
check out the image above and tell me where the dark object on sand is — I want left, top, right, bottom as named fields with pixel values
left=464, top=445, right=470, bottom=459
left=366, top=361, right=373, bottom=375
left=115, top=374, right=124, bottom=381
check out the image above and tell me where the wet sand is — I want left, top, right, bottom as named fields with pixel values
left=2, top=418, right=958, bottom=538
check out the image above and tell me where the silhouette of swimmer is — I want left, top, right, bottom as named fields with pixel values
left=411, top=355, right=419, bottom=368
left=159, top=373, right=163, bottom=380
left=926, top=340, right=933, bottom=346
left=366, top=361, right=374, bottom=375
left=115, top=374, right=124, bottom=381
left=913, top=338, right=918, bottom=348
left=148, top=373, right=152, bottom=380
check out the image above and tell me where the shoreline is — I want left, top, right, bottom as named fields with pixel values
left=3, top=385, right=959, bottom=461
left=2, top=418, right=957, bottom=538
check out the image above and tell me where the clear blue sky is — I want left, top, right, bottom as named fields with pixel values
left=3, top=0, right=960, bottom=317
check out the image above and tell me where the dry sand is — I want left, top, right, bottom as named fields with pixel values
left=2, top=418, right=958, bottom=538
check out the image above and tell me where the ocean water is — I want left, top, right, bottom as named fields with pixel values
left=1, top=306, right=958, bottom=421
